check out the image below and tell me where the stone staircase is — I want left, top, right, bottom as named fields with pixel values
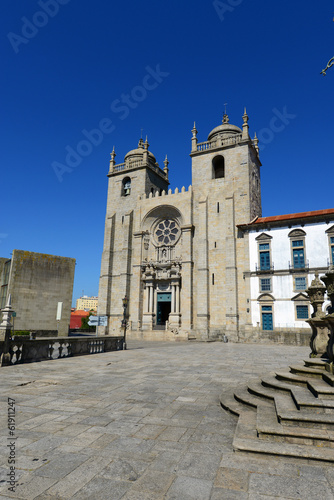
left=220, top=358, right=334, bottom=463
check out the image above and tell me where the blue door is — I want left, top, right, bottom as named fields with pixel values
left=293, top=249, right=305, bottom=268
left=262, top=313, right=273, bottom=330
left=260, top=251, right=270, bottom=270
left=262, top=306, right=273, bottom=331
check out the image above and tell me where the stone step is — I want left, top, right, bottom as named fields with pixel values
left=233, top=411, right=334, bottom=462
left=292, top=386, right=334, bottom=409
left=219, top=387, right=253, bottom=417
left=262, top=375, right=293, bottom=392
left=303, top=359, right=328, bottom=370
left=323, top=371, right=334, bottom=387
left=233, top=435, right=334, bottom=463
left=307, top=379, right=334, bottom=399
left=256, top=402, right=334, bottom=448
left=234, top=386, right=273, bottom=410
left=251, top=378, right=334, bottom=411
left=275, top=370, right=310, bottom=386
left=247, top=380, right=276, bottom=402
left=289, top=365, right=325, bottom=378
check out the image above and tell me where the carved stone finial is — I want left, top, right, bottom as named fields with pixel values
left=109, top=146, right=116, bottom=172
left=163, top=155, right=169, bottom=178
left=242, top=107, right=250, bottom=140
left=222, top=113, right=229, bottom=124
left=306, top=273, right=326, bottom=318
left=253, top=133, right=259, bottom=154
left=191, top=122, right=198, bottom=152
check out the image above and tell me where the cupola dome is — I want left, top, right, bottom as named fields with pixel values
left=207, top=114, right=242, bottom=142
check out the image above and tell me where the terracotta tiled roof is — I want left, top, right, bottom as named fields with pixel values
left=71, top=310, right=90, bottom=316
left=239, top=208, right=334, bottom=228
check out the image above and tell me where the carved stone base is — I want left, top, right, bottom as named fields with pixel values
left=142, top=313, right=156, bottom=330
left=306, top=318, right=331, bottom=358
left=324, top=314, right=334, bottom=362
left=168, top=313, right=181, bottom=327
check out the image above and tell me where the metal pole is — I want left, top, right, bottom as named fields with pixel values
left=123, top=304, right=127, bottom=350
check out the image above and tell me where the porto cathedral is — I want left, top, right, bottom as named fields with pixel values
left=97, top=110, right=263, bottom=342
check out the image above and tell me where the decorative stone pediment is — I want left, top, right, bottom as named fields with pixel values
left=255, top=233, right=272, bottom=241
left=257, top=293, right=275, bottom=302
left=288, top=229, right=306, bottom=238
left=291, top=293, right=309, bottom=302
left=325, top=225, right=334, bottom=235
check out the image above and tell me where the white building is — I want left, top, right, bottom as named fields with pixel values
left=239, top=210, right=334, bottom=341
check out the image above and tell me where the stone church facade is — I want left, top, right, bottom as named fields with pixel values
left=98, top=111, right=262, bottom=341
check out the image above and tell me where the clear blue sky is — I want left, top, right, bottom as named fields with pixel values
left=2, top=0, right=334, bottom=305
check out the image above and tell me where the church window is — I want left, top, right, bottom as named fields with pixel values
left=212, top=273, right=215, bottom=285
left=212, top=155, right=225, bottom=179
left=330, top=236, right=334, bottom=265
left=122, top=177, right=131, bottom=196
left=217, top=202, right=220, bottom=213
left=154, top=219, right=181, bottom=246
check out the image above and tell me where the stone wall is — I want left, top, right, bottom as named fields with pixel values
left=7, top=250, right=75, bottom=337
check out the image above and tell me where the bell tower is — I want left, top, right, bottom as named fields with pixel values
left=190, top=110, right=262, bottom=340
left=98, top=138, right=169, bottom=334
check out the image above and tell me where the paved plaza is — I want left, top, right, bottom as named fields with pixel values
left=0, top=340, right=333, bottom=499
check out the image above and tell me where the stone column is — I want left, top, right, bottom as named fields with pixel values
left=149, top=284, right=154, bottom=313
left=176, top=284, right=180, bottom=314
left=169, top=279, right=181, bottom=328
left=321, top=267, right=334, bottom=363
left=0, top=295, right=13, bottom=366
left=306, top=273, right=328, bottom=358
left=171, top=285, right=175, bottom=313
left=142, top=278, right=155, bottom=330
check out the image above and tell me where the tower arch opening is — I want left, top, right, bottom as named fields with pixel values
left=122, top=177, right=131, bottom=196
left=212, top=155, right=225, bottom=179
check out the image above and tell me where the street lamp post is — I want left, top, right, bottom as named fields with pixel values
left=122, top=295, right=128, bottom=350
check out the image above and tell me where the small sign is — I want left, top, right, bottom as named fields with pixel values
left=12, top=312, right=16, bottom=317
left=88, top=315, right=99, bottom=326
left=99, top=316, right=108, bottom=326
left=56, top=302, right=63, bottom=321
left=88, top=315, right=108, bottom=326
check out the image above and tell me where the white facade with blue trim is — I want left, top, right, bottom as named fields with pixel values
left=240, top=213, right=334, bottom=340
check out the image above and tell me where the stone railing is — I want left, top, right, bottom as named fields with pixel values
left=196, top=134, right=243, bottom=152
left=0, top=336, right=124, bottom=366
left=113, top=160, right=166, bottom=175
left=196, top=141, right=217, bottom=151
left=114, top=163, right=126, bottom=172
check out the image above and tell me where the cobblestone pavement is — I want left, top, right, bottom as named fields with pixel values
left=0, top=340, right=333, bottom=500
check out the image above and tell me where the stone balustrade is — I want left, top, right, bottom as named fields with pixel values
left=0, top=336, right=124, bottom=366
left=196, top=134, right=246, bottom=152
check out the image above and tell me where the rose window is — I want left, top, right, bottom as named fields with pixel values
left=154, top=219, right=180, bottom=246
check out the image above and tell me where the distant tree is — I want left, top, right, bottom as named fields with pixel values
left=81, top=310, right=96, bottom=331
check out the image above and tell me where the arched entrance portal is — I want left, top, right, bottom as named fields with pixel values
left=157, top=292, right=172, bottom=325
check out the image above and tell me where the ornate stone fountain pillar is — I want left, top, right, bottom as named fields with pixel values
left=321, top=266, right=334, bottom=363
left=306, top=273, right=329, bottom=358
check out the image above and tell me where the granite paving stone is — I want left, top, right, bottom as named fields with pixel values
left=1, top=340, right=334, bottom=499
left=249, top=473, right=334, bottom=499
left=165, top=475, right=213, bottom=500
